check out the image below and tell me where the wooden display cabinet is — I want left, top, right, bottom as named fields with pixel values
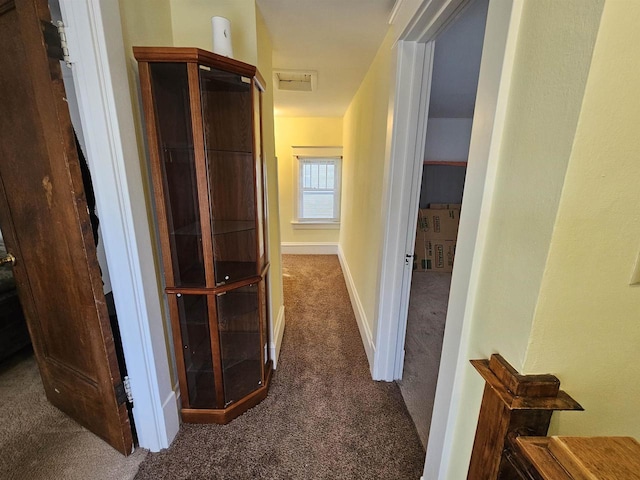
left=134, top=47, right=272, bottom=424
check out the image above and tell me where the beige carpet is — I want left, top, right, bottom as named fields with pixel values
left=135, top=254, right=425, bottom=479
left=0, top=348, right=147, bottom=480
left=398, top=271, right=451, bottom=447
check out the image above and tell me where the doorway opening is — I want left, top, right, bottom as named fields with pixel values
left=374, top=0, right=521, bottom=476
left=397, top=0, right=489, bottom=448
left=0, top=0, right=141, bottom=474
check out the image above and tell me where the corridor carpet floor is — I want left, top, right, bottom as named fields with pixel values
left=135, top=254, right=425, bottom=479
left=0, top=347, right=147, bottom=480
left=398, top=271, right=451, bottom=448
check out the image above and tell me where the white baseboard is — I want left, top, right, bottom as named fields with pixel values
left=270, top=304, right=285, bottom=369
left=159, top=388, right=180, bottom=449
left=337, top=245, right=375, bottom=372
left=281, top=242, right=339, bottom=255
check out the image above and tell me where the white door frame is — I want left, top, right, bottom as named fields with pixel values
left=376, top=0, right=524, bottom=477
left=59, top=0, right=179, bottom=451
left=372, top=39, right=434, bottom=381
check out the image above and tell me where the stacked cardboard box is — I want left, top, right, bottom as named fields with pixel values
left=414, top=204, right=461, bottom=273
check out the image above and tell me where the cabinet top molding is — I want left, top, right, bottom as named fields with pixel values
left=132, top=47, right=266, bottom=90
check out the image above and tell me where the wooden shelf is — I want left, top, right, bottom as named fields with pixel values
left=423, top=160, right=467, bottom=166
left=212, top=220, right=254, bottom=235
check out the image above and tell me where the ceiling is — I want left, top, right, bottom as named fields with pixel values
left=256, top=0, right=395, bottom=117
left=256, top=0, right=488, bottom=119
left=428, top=0, right=489, bottom=118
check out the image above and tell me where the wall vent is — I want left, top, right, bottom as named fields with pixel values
left=274, top=70, right=317, bottom=92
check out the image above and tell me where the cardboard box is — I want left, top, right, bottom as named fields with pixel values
left=417, top=208, right=460, bottom=240
left=414, top=234, right=457, bottom=272
left=424, top=239, right=456, bottom=272
left=428, top=203, right=462, bottom=210
left=414, top=207, right=460, bottom=272
left=413, top=230, right=428, bottom=271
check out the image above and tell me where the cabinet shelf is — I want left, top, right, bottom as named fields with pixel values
left=171, top=222, right=201, bottom=236
left=170, top=220, right=254, bottom=237
left=136, top=46, right=272, bottom=424
left=223, top=359, right=262, bottom=404
left=214, top=261, right=256, bottom=285
left=164, top=146, right=253, bottom=155
left=212, top=220, right=254, bottom=235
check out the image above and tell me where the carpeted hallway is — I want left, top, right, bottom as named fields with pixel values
left=135, top=254, right=425, bottom=479
left=0, top=347, right=147, bottom=480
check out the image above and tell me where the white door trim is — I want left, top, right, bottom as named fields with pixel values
left=378, top=0, right=523, bottom=477
left=59, top=0, right=179, bottom=451
left=372, top=40, right=434, bottom=381
left=426, top=2, right=524, bottom=477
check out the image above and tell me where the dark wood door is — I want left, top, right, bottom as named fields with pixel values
left=0, top=0, right=133, bottom=454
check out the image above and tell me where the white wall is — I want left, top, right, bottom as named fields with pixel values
left=424, top=118, right=473, bottom=161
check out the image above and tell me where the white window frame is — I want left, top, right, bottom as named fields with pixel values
left=291, top=147, right=342, bottom=229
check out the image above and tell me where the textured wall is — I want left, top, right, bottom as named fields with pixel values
left=169, top=0, right=258, bottom=65
left=340, top=28, right=395, bottom=340
left=275, top=117, right=343, bottom=244
left=118, top=0, right=286, bottom=372
left=256, top=7, right=285, bottom=348
left=118, top=0, right=177, bottom=382
left=523, top=0, right=640, bottom=439
left=442, top=1, right=604, bottom=478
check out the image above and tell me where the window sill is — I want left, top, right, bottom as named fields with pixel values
left=291, top=221, right=340, bottom=230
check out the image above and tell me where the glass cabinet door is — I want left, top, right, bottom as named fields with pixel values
left=199, top=67, right=257, bottom=286
left=253, top=83, right=267, bottom=269
left=175, top=294, right=217, bottom=408
left=216, top=284, right=262, bottom=405
left=149, top=63, right=206, bottom=287
left=259, top=276, right=269, bottom=369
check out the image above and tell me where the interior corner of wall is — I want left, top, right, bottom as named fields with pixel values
left=270, top=304, right=285, bottom=369
left=337, top=244, right=376, bottom=370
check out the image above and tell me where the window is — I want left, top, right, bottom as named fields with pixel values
left=292, top=147, right=342, bottom=227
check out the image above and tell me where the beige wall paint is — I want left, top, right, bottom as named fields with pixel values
left=118, top=0, right=174, bottom=180
left=169, top=0, right=258, bottom=65
left=523, top=0, right=640, bottom=438
left=168, top=0, right=285, bottom=356
left=442, top=2, right=604, bottom=478
left=341, top=28, right=395, bottom=336
left=118, top=0, right=285, bottom=374
left=468, top=0, right=604, bottom=370
left=256, top=7, right=285, bottom=335
left=118, top=0, right=177, bottom=382
left=275, top=117, right=343, bottom=243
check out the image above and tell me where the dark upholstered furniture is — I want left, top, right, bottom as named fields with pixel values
left=0, top=241, right=30, bottom=362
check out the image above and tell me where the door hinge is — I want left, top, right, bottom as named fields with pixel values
left=41, top=20, right=72, bottom=67
left=115, top=376, right=134, bottom=406
left=56, top=21, right=72, bottom=67
left=405, top=253, right=414, bottom=266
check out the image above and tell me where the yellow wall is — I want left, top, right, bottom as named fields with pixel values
left=118, top=0, right=177, bottom=382
left=167, top=0, right=285, bottom=351
left=523, top=0, right=640, bottom=438
left=119, top=0, right=285, bottom=372
left=118, top=0, right=174, bottom=179
left=443, top=2, right=605, bottom=478
left=256, top=7, right=285, bottom=333
left=468, top=0, right=604, bottom=370
left=275, top=117, right=343, bottom=243
left=341, top=28, right=395, bottom=335
left=169, top=0, right=258, bottom=65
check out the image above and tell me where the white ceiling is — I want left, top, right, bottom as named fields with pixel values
left=428, top=0, right=489, bottom=118
left=256, top=0, right=395, bottom=117
left=256, top=0, right=488, bottom=119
